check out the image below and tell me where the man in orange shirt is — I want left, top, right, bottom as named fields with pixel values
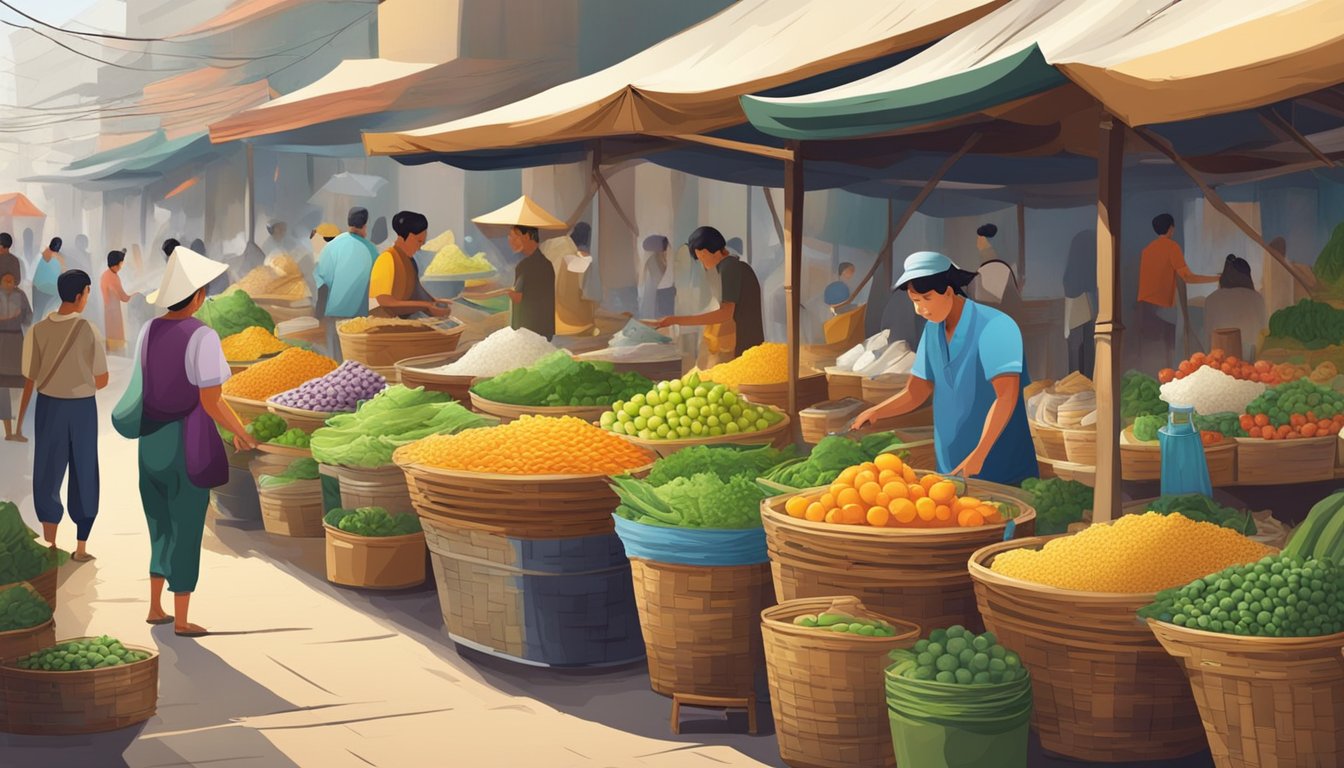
left=1136, top=213, right=1218, bottom=369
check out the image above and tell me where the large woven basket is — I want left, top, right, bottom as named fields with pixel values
left=222, top=394, right=269, bottom=422
left=618, top=409, right=792, bottom=458
left=265, top=399, right=337, bottom=433
left=468, top=391, right=612, bottom=424
left=1120, top=427, right=1237, bottom=485
left=968, top=538, right=1206, bottom=762
left=320, top=464, right=414, bottom=516
left=2, top=567, right=57, bottom=611
left=1029, top=419, right=1069, bottom=461
left=338, top=323, right=463, bottom=368
left=737, top=373, right=828, bottom=414
left=629, top=558, right=773, bottom=699
left=762, top=482, right=1036, bottom=633
left=1149, top=621, right=1344, bottom=768
left=860, top=373, right=908, bottom=406
left=762, top=597, right=920, bottom=768
left=258, top=479, right=325, bottom=538
left=324, top=525, right=426, bottom=590
left=395, top=350, right=477, bottom=404
left=0, top=640, right=158, bottom=735
left=0, top=585, right=54, bottom=665
left=1234, top=435, right=1336, bottom=485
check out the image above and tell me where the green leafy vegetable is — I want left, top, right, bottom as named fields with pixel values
left=612, top=473, right=767, bottom=529
left=1133, top=414, right=1166, bottom=442
left=761, top=432, right=904, bottom=489
left=472, top=351, right=652, bottom=407
left=0, top=501, right=66, bottom=584
left=195, top=290, right=274, bottom=338
left=310, top=385, right=493, bottom=468
left=1146, top=494, right=1256, bottom=535
left=0, top=583, right=52, bottom=631
left=1267, top=298, right=1344, bottom=348
left=1312, top=222, right=1344, bottom=288
left=1122, top=371, right=1165, bottom=420
left=1194, top=412, right=1247, bottom=438
left=257, top=457, right=320, bottom=489
left=1020, top=477, right=1092, bottom=535
left=15, top=636, right=150, bottom=670
left=323, top=507, right=421, bottom=537
left=645, top=444, right=794, bottom=487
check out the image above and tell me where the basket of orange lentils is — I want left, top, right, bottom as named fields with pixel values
left=760, top=451, right=1036, bottom=632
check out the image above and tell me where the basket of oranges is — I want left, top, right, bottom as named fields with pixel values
left=761, top=452, right=1036, bottom=632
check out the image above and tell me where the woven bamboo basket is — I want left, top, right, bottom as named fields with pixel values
left=320, top=464, right=414, bottom=516
left=419, top=515, right=644, bottom=667
left=222, top=394, right=269, bottom=422
left=258, top=479, right=325, bottom=538
left=824, top=368, right=866, bottom=402
left=1061, top=426, right=1098, bottom=466
left=628, top=558, right=773, bottom=699
left=761, top=596, right=920, bottom=768
left=0, top=619, right=54, bottom=669
left=1149, top=621, right=1344, bottom=768
left=762, top=481, right=1036, bottom=633
left=253, top=441, right=313, bottom=460
left=324, top=525, right=426, bottom=589
left=619, top=409, right=792, bottom=458
left=0, top=639, right=158, bottom=735
left=1234, top=435, right=1336, bottom=485
left=801, top=340, right=853, bottom=371
left=395, top=349, right=477, bottom=404
left=265, top=399, right=337, bottom=433
left=860, top=373, right=909, bottom=405
left=736, top=373, right=828, bottom=414
left=967, top=538, right=1206, bottom=762
left=338, top=323, right=463, bottom=368
left=1029, top=419, right=1069, bottom=461
left=607, top=356, right=683, bottom=383
left=1120, top=426, right=1237, bottom=485
left=1, top=567, right=57, bottom=611
left=1037, top=455, right=1096, bottom=485
left=468, top=391, right=612, bottom=424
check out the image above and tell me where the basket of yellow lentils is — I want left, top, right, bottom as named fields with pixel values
left=222, top=347, right=337, bottom=421
left=699, top=343, right=827, bottom=415
left=221, top=326, right=291, bottom=375
left=337, top=317, right=463, bottom=377
left=967, top=514, right=1275, bottom=764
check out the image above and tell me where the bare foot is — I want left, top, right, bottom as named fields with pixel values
left=174, top=622, right=209, bottom=637
left=71, top=552, right=95, bottom=563
left=6, top=434, right=27, bottom=443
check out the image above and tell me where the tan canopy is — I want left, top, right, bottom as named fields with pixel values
left=362, top=0, right=1007, bottom=156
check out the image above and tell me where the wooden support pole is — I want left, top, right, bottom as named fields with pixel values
left=245, top=142, right=256, bottom=247
left=784, top=143, right=805, bottom=426
left=1133, top=126, right=1312, bottom=294
left=763, top=186, right=785, bottom=245
left=1258, top=109, right=1339, bottom=168
left=1094, top=115, right=1125, bottom=524
left=670, top=133, right=795, bottom=162
left=846, top=132, right=982, bottom=304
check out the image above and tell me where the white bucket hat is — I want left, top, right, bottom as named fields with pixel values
left=148, top=246, right=228, bottom=309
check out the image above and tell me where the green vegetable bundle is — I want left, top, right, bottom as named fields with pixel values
left=15, top=636, right=150, bottom=670
left=257, top=457, right=320, bottom=489
left=1245, top=379, right=1344, bottom=426
left=195, top=290, right=274, bottom=338
left=793, top=611, right=901, bottom=637
left=1146, top=494, right=1256, bottom=535
left=472, top=351, right=653, bottom=407
left=1132, top=414, right=1166, bottom=442
left=1267, top=299, right=1344, bottom=348
left=761, top=432, right=903, bottom=489
left=247, top=414, right=287, bottom=442
left=310, top=385, right=493, bottom=468
left=645, top=444, right=794, bottom=487
left=323, top=507, right=421, bottom=537
left=270, top=427, right=311, bottom=448
left=0, top=502, right=66, bottom=585
left=1194, top=412, right=1247, bottom=438
left=1281, top=491, right=1344, bottom=564
left=1139, top=554, right=1344, bottom=637
left=1020, top=477, right=1092, bottom=535
left=0, top=583, right=52, bottom=632
left=612, top=473, right=767, bottom=529
left=888, top=626, right=1026, bottom=685
left=1121, top=371, right=1165, bottom=420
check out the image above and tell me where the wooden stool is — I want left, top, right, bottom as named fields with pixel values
left=670, top=693, right=758, bottom=735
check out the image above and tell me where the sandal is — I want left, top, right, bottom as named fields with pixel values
left=147, top=616, right=174, bottom=625
left=71, top=553, right=96, bottom=563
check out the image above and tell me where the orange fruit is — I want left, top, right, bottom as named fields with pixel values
left=829, top=482, right=850, bottom=499
left=979, top=505, right=1003, bottom=524
left=837, top=466, right=861, bottom=484
left=860, top=462, right=878, bottom=475
left=841, top=503, right=866, bottom=525
left=875, top=492, right=891, bottom=507
left=804, top=502, right=826, bottom=522
left=934, top=504, right=953, bottom=523
left=785, top=496, right=809, bottom=518
left=929, top=481, right=957, bottom=505
left=819, top=493, right=837, bottom=510
left=890, top=498, right=917, bottom=524
left=874, top=453, right=903, bottom=473
left=902, top=465, right=917, bottom=483
left=920, top=474, right=940, bottom=491
left=836, top=488, right=861, bottom=508
left=958, top=508, right=986, bottom=527
left=883, top=481, right=908, bottom=500
left=825, top=509, right=842, bottom=524
left=855, top=470, right=878, bottom=487
left=866, top=506, right=891, bottom=527
left=956, top=497, right=981, bottom=510
left=858, top=482, right=882, bottom=505
left=915, top=497, right=936, bottom=521
left=907, top=484, right=926, bottom=501
left=878, top=469, right=898, bottom=485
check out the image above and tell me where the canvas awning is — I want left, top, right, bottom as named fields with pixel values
left=362, top=0, right=1009, bottom=158
left=209, top=55, right=574, bottom=148
left=0, top=193, right=44, bottom=218
left=742, top=0, right=1344, bottom=139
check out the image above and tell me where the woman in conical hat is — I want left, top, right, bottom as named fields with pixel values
left=113, top=246, right=257, bottom=637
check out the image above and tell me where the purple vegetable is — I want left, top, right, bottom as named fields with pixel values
left=273, top=361, right=386, bottom=412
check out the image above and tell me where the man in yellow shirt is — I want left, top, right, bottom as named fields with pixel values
left=368, top=210, right=450, bottom=319
left=1137, top=213, right=1218, bottom=369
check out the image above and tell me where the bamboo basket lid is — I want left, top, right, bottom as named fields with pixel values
left=618, top=409, right=791, bottom=457
left=468, top=391, right=613, bottom=423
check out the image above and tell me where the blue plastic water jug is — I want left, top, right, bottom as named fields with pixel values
left=1158, top=404, right=1212, bottom=497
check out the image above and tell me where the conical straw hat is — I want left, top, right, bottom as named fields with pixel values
left=471, top=195, right=567, bottom=230
left=148, top=246, right=228, bottom=308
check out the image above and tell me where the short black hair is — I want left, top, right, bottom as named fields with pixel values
left=0, top=233, right=11, bottom=248
left=571, top=222, right=591, bottom=249
left=977, top=224, right=998, bottom=239
left=163, top=238, right=180, bottom=259
left=168, top=286, right=204, bottom=313
left=57, top=269, right=90, bottom=302
left=1220, top=254, right=1254, bottom=290
left=392, top=210, right=429, bottom=239
left=512, top=225, right=539, bottom=243
left=348, top=207, right=369, bottom=229
left=643, top=234, right=669, bottom=252
left=687, top=226, right=727, bottom=255
left=107, top=250, right=125, bottom=268
left=1153, top=213, right=1175, bottom=235
left=48, top=237, right=62, bottom=253
left=898, top=266, right=978, bottom=297
left=838, top=261, right=855, bottom=276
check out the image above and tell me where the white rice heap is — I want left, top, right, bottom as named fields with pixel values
left=1159, top=365, right=1265, bottom=415
left=433, top=327, right=560, bottom=377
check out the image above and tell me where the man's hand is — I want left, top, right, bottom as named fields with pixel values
left=851, top=406, right=881, bottom=432
left=654, top=316, right=678, bottom=330
left=233, top=432, right=258, bottom=452
left=950, top=451, right=987, bottom=479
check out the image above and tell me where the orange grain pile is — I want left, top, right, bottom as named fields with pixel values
left=222, top=347, right=337, bottom=400
left=394, top=415, right=654, bottom=475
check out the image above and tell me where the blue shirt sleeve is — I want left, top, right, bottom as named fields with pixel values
left=314, top=244, right=334, bottom=290
left=978, top=313, right=1025, bottom=379
left=823, top=281, right=850, bottom=306
left=911, top=323, right=937, bottom=382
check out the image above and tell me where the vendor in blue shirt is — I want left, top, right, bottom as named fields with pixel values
left=823, top=261, right=856, bottom=314
left=313, top=207, right=379, bottom=359
left=853, top=251, right=1037, bottom=486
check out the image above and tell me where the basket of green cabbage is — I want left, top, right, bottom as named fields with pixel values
left=310, top=385, right=496, bottom=468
